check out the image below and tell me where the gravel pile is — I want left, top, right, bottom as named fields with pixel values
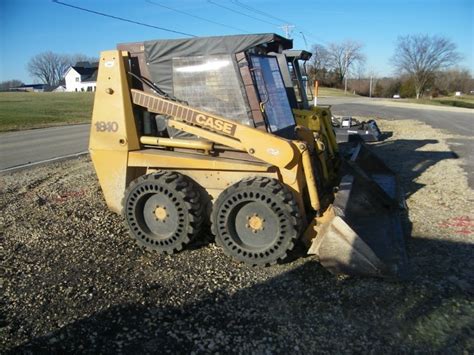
left=1, top=119, right=473, bottom=353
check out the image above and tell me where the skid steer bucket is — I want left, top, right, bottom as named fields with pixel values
left=309, top=143, right=409, bottom=279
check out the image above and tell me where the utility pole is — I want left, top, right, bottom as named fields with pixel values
left=280, top=24, right=295, bottom=39
left=369, top=76, right=373, bottom=98
left=344, top=50, right=348, bottom=95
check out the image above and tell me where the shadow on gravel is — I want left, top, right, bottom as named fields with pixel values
left=10, top=239, right=473, bottom=354
left=369, top=139, right=459, bottom=197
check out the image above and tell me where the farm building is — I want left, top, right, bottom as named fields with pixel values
left=64, top=61, right=98, bottom=92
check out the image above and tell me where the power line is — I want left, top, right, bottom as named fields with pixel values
left=230, top=0, right=328, bottom=45
left=207, top=0, right=280, bottom=27
left=231, top=0, right=288, bottom=24
left=231, top=0, right=296, bottom=39
left=146, top=0, right=250, bottom=34
left=52, top=0, right=196, bottom=37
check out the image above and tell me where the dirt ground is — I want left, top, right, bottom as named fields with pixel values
left=1, top=118, right=473, bottom=353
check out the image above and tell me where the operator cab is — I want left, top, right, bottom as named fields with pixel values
left=118, top=34, right=298, bottom=140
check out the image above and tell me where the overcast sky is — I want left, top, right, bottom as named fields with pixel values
left=1, top=0, right=473, bottom=83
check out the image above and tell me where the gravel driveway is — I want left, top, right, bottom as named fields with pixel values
left=1, top=119, right=473, bottom=353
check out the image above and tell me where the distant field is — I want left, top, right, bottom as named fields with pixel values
left=401, top=96, right=474, bottom=109
left=0, top=92, right=94, bottom=132
left=317, top=87, right=358, bottom=97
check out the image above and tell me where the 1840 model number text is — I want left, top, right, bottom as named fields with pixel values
left=95, top=121, right=118, bottom=132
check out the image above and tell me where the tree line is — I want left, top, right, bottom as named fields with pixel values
left=308, top=34, right=471, bottom=99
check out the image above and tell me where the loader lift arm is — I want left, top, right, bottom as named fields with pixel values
left=131, top=89, right=296, bottom=169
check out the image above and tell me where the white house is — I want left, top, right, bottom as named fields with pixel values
left=64, top=62, right=98, bottom=92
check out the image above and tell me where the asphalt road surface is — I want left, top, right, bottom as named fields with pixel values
left=320, top=96, right=474, bottom=188
left=0, top=124, right=90, bottom=172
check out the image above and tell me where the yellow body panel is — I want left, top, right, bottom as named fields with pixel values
left=90, top=150, right=142, bottom=213
left=89, top=50, right=143, bottom=213
left=90, top=51, right=139, bottom=152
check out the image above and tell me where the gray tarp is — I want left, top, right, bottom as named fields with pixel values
left=144, top=33, right=292, bottom=95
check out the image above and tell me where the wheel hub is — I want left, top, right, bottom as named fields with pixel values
left=234, top=201, right=277, bottom=248
left=154, top=205, right=168, bottom=221
left=246, top=213, right=264, bottom=233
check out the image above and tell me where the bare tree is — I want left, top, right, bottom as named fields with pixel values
left=308, top=44, right=332, bottom=85
left=27, top=51, right=71, bottom=86
left=391, top=34, right=461, bottom=99
left=310, top=44, right=330, bottom=74
left=326, top=40, right=365, bottom=86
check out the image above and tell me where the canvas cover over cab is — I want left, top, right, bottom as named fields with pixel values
left=118, top=33, right=298, bottom=138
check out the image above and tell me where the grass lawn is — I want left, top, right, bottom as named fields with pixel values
left=0, top=92, right=94, bottom=132
left=399, top=96, right=474, bottom=109
left=317, top=87, right=358, bottom=97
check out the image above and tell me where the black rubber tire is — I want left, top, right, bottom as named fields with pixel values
left=122, top=171, right=203, bottom=254
left=211, top=177, right=301, bottom=266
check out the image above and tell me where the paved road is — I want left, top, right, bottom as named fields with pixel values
left=320, top=96, right=474, bottom=188
left=320, top=96, right=473, bottom=136
left=0, top=124, right=90, bottom=172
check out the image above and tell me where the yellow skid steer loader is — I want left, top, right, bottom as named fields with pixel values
left=90, top=34, right=408, bottom=278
